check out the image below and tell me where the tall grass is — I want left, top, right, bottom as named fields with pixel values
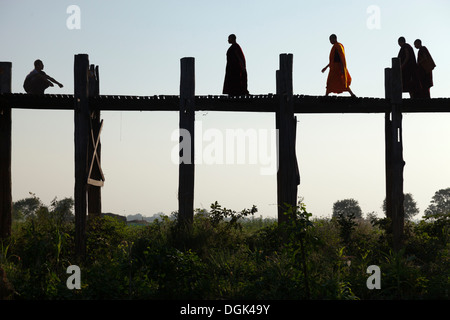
left=0, top=202, right=448, bottom=300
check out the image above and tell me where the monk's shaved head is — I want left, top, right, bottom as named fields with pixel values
left=329, top=34, right=337, bottom=44
left=228, top=34, right=237, bottom=44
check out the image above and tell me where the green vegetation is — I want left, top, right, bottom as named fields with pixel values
left=0, top=193, right=448, bottom=300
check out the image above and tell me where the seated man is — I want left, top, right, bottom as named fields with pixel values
left=24, top=59, right=63, bottom=94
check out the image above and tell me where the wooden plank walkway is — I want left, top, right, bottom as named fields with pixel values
left=1, top=92, right=450, bottom=113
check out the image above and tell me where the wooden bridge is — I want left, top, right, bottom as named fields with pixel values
left=1, top=54, right=449, bottom=258
left=2, top=91, right=449, bottom=113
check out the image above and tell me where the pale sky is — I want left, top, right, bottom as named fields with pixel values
left=1, top=0, right=449, bottom=218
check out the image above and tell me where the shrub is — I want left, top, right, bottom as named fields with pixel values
left=1, top=199, right=448, bottom=300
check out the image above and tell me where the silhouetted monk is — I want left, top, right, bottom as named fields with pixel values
left=322, top=34, right=356, bottom=97
left=414, top=39, right=435, bottom=98
left=23, top=59, right=63, bottom=94
left=397, top=37, right=419, bottom=98
left=223, top=34, right=249, bottom=96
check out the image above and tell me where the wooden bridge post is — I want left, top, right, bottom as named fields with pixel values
left=178, top=57, right=195, bottom=225
left=276, top=53, right=300, bottom=223
left=384, top=57, right=405, bottom=252
left=74, top=54, right=90, bottom=258
left=87, top=64, right=102, bottom=218
left=0, top=62, right=12, bottom=240
left=384, top=67, right=393, bottom=234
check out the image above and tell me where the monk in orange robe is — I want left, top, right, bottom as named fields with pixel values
left=321, top=34, right=356, bottom=97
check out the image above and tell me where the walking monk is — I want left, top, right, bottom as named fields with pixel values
left=414, top=39, right=435, bottom=98
left=223, top=34, right=249, bottom=96
left=321, top=34, right=356, bottom=97
left=397, top=37, right=420, bottom=98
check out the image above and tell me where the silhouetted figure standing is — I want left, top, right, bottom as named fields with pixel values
left=321, top=34, right=356, bottom=97
left=397, top=37, right=419, bottom=98
left=414, top=39, right=435, bottom=98
left=223, top=34, right=249, bottom=96
left=24, top=59, right=63, bottom=94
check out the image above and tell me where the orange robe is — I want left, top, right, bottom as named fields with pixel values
left=326, top=43, right=352, bottom=94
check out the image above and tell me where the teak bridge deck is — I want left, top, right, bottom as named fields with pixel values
left=1, top=54, right=449, bottom=258
left=2, top=92, right=449, bottom=113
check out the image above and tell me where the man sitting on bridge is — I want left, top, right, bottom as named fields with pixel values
left=23, top=59, right=63, bottom=94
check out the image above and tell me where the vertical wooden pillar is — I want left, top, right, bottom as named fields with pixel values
left=88, top=64, right=102, bottom=218
left=276, top=54, right=300, bottom=223
left=0, top=62, right=12, bottom=239
left=384, top=67, right=393, bottom=231
left=384, top=57, right=405, bottom=252
left=74, top=54, right=90, bottom=258
left=178, top=57, right=195, bottom=225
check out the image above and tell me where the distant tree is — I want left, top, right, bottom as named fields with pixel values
left=332, top=199, right=361, bottom=246
left=424, top=188, right=450, bottom=219
left=12, top=193, right=42, bottom=220
left=332, top=199, right=362, bottom=219
left=12, top=194, right=74, bottom=224
left=382, top=193, right=419, bottom=220
left=49, top=197, right=74, bottom=224
left=126, top=213, right=144, bottom=221
left=365, top=211, right=378, bottom=222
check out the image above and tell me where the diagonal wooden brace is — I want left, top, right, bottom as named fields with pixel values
left=87, top=119, right=104, bottom=186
